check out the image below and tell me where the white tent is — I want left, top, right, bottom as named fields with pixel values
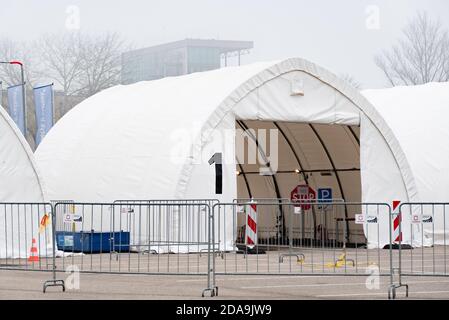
left=34, top=58, right=449, bottom=249
left=0, top=104, right=51, bottom=258
left=363, top=82, right=449, bottom=247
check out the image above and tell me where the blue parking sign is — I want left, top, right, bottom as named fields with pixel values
left=318, top=188, right=332, bottom=210
left=318, top=188, right=332, bottom=202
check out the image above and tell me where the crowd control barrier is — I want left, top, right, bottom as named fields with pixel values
left=2, top=199, right=448, bottom=299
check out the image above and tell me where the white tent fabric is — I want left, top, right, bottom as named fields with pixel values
left=35, top=58, right=446, bottom=249
left=0, top=104, right=51, bottom=258
left=362, top=82, right=449, bottom=246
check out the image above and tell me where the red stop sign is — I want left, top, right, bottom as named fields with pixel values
left=291, top=184, right=316, bottom=210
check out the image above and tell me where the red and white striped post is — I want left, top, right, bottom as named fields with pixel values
left=392, top=200, right=402, bottom=243
left=245, top=203, right=257, bottom=249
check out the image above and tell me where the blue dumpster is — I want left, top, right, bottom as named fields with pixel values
left=56, top=231, right=130, bottom=253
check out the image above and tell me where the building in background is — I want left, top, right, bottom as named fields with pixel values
left=2, top=39, right=253, bottom=149
left=121, top=39, right=253, bottom=84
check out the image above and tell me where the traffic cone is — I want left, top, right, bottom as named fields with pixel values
left=28, top=238, right=39, bottom=263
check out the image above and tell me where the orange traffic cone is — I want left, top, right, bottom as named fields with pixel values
left=28, top=238, right=39, bottom=263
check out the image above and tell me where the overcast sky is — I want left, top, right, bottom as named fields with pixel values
left=1, top=0, right=448, bottom=88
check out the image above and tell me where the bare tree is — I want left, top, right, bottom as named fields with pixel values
left=77, top=32, right=126, bottom=97
left=0, top=38, right=44, bottom=86
left=0, top=32, right=129, bottom=149
left=37, top=33, right=84, bottom=95
left=0, top=38, right=46, bottom=148
left=38, top=32, right=126, bottom=98
left=36, top=33, right=85, bottom=119
left=37, top=32, right=129, bottom=118
left=375, top=12, right=449, bottom=86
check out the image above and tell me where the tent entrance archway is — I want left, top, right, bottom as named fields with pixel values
left=235, top=120, right=364, bottom=245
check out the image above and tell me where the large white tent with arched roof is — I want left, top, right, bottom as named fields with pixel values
left=34, top=58, right=449, bottom=249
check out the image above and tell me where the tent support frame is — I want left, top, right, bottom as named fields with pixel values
left=309, top=124, right=350, bottom=241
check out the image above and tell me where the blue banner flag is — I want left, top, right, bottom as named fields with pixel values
left=7, top=84, right=25, bottom=135
left=33, top=84, right=54, bottom=146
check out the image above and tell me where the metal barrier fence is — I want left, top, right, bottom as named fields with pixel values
left=114, top=199, right=220, bottom=206
left=46, top=201, right=217, bottom=296
left=211, top=201, right=393, bottom=281
left=112, top=199, right=221, bottom=257
left=0, top=203, right=54, bottom=272
left=232, top=198, right=346, bottom=245
left=389, top=202, right=449, bottom=299
left=3, top=199, right=449, bottom=299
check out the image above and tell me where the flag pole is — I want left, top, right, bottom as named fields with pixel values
left=15, top=62, right=26, bottom=139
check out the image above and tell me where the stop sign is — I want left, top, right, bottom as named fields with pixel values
left=291, top=184, right=316, bottom=210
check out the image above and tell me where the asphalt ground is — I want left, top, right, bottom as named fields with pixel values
left=0, top=247, right=448, bottom=299
left=1, top=270, right=449, bottom=299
